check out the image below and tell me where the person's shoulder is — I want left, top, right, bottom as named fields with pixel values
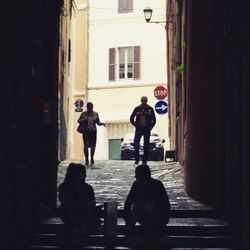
left=131, top=180, right=138, bottom=188
left=151, top=178, right=163, bottom=186
left=146, top=104, right=154, bottom=110
left=58, top=182, right=64, bottom=191
left=84, top=182, right=94, bottom=190
left=58, top=182, right=69, bottom=193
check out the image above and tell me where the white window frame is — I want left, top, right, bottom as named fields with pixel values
left=116, top=47, right=133, bottom=80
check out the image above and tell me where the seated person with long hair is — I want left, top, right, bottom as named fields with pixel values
left=58, top=163, right=101, bottom=235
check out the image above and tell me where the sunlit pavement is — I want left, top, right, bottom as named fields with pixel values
left=58, top=160, right=210, bottom=211
left=57, top=160, right=230, bottom=234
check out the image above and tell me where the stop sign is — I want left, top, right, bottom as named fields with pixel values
left=154, top=86, right=168, bottom=100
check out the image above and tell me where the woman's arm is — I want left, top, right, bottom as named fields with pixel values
left=77, top=112, right=84, bottom=123
left=96, top=113, right=106, bottom=126
left=130, top=107, right=137, bottom=127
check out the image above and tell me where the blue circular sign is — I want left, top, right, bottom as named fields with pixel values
left=155, top=100, right=168, bottom=115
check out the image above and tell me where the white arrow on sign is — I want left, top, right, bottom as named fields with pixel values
left=155, top=104, right=167, bottom=111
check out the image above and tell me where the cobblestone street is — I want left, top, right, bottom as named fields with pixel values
left=58, top=160, right=210, bottom=210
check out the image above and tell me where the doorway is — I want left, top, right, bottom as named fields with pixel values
left=109, top=139, right=121, bottom=160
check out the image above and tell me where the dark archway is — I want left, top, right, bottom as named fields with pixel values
left=0, top=0, right=62, bottom=248
left=0, top=0, right=249, bottom=249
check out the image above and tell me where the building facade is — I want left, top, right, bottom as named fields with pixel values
left=84, top=0, right=169, bottom=160
left=58, top=0, right=88, bottom=160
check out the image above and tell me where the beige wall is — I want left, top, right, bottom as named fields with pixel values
left=88, top=86, right=169, bottom=160
left=88, top=1, right=167, bottom=87
left=87, top=0, right=168, bottom=160
left=68, top=0, right=169, bottom=160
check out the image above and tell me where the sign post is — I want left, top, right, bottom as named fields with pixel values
left=154, top=85, right=168, bottom=100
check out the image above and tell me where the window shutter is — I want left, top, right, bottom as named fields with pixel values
left=118, top=0, right=133, bottom=12
left=127, top=0, right=133, bottom=11
left=133, top=46, right=140, bottom=79
left=118, top=0, right=125, bottom=12
left=109, top=48, right=115, bottom=81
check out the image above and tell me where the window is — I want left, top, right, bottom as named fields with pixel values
left=118, top=0, right=133, bottom=13
left=118, top=47, right=133, bottom=79
left=109, top=46, right=140, bottom=81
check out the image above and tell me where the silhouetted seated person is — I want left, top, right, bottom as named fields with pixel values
left=58, top=163, right=101, bottom=235
left=124, top=164, right=171, bottom=236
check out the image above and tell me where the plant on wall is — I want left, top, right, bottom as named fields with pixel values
left=176, top=63, right=184, bottom=74
left=181, top=40, right=186, bottom=49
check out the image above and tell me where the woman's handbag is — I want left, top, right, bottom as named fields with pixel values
left=77, top=123, right=85, bottom=134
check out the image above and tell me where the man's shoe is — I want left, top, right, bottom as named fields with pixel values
left=85, top=160, right=89, bottom=166
left=134, top=160, right=139, bottom=166
left=125, top=224, right=136, bottom=237
left=91, top=158, right=94, bottom=165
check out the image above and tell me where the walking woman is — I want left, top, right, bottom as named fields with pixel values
left=77, top=102, right=105, bottom=165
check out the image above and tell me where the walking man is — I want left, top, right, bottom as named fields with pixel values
left=130, top=96, right=156, bottom=165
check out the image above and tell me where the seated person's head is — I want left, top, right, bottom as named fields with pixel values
left=65, top=163, right=86, bottom=184
left=135, top=164, right=151, bottom=182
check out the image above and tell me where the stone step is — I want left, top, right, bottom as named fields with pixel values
left=37, top=222, right=230, bottom=237
left=31, top=248, right=231, bottom=250
left=30, top=208, right=231, bottom=249
left=117, top=208, right=223, bottom=218
left=31, top=233, right=232, bottom=248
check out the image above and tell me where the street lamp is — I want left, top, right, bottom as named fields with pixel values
left=143, top=7, right=153, bottom=22
left=143, top=7, right=167, bottom=23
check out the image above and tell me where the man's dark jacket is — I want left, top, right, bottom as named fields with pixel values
left=130, top=104, right=156, bottom=130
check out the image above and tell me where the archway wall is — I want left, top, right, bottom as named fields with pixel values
left=185, top=0, right=225, bottom=209
left=0, top=0, right=62, bottom=248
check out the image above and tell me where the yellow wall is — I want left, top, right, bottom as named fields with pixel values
left=70, top=0, right=88, bottom=160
